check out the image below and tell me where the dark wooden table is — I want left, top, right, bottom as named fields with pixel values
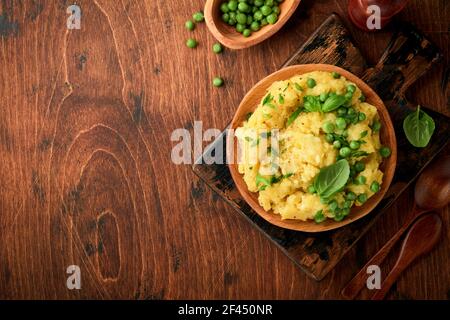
left=0, top=0, right=448, bottom=299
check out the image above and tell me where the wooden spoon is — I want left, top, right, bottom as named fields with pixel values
left=342, top=154, right=450, bottom=299
left=371, top=213, right=442, bottom=300
left=204, top=0, right=301, bottom=50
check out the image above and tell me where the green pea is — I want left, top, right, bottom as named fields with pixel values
left=325, top=133, right=335, bottom=143
left=228, top=0, right=238, bottom=11
left=370, top=181, right=380, bottom=193
left=379, top=146, right=391, bottom=158
left=343, top=200, right=352, bottom=209
left=322, top=122, right=335, bottom=133
left=252, top=6, right=258, bottom=13
left=235, top=23, right=245, bottom=32
left=347, top=108, right=356, bottom=116
left=236, top=12, right=247, bottom=24
left=212, top=43, right=223, bottom=54
left=334, top=210, right=344, bottom=221
left=220, top=3, right=230, bottom=13
left=358, top=112, right=366, bottom=121
left=229, top=12, right=236, bottom=19
left=344, top=92, right=353, bottom=100
left=242, top=28, right=252, bottom=37
left=342, top=207, right=351, bottom=216
left=254, top=0, right=264, bottom=6
left=272, top=5, right=280, bottom=14
left=185, top=20, right=195, bottom=31
left=246, top=15, right=253, bottom=25
left=213, top=77, right=224, bottom=87
left=267, top=13, right=278, bottom=25
left=332, top=71, right=340, bottom=79
left=319, top=92, right=328, bottom=102
left=228, top=17, right=237, bottom=25
left=260, top=18, right=268, bottom=25
left=339, top=147, right=351, bottom=157
left=359, top=94, right=366, bottom=102
left=261, top=5, right=272, bottom=15
left=254, top=10, right=263, bottom=20
left=265, top=0, right=275, bottom=5
left=342, top=130, right=348, bottom=137
left=337, top=107, right=347, bottom=116
left=349, top=140, right=360, bottom=150
left=336, top=117, right=347, bottom=130
left=222, top=13, right=230, bottom=22
left=354, top=161, right=365, bottom=172
left=193, top=12, right=204, bottom=22
left=186, top=38, right=198, bottom=48
left=238, top=2, right=251, bottom=13
left=372, top=120, right=381, bottom=132
left=347, top=84, right=356, bottom=93
left=357, top=193, right=368, bottom=204
left=307, top=185, right=316, bottom=194
left=314, top=210, right=326, bottom=223
left=355, top=175, right=366, bottom=185
left=333, top=140, right=341, bottom=149
left=329, top=200, right=338, bottom=211
left=346, top=191, right=356, bottom=201
left=250, top=21, right=260, bottom=31
left=306, top=78, right=316, bottom=88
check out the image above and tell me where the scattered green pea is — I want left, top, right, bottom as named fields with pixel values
left=329, top=200, right=338, bottom=211
left=370, top=181, right=380, bottom=192
left=325, top=133, right=334, bottom=143
left=186, top=38, right=198, bottom=48
left=346, top=191, right=357, bottom=201
left=307, top=78, right=316, bottom=88
left=357, top=193, right=368, bottom=204
left=347, top=84, right=356, bottom=93
left=319, top=92, right=328, bottom=102
left=341, top=207, right=351, bottom=216
left=193, top=11, right=204, bottom=22
left=266, top=13, right=278, bottom=24
left=379, top=146, right=391, bottom=158
left=242, top=28, right=252, bottom=37
left=355, top=175, right=366, bottom=185
left=358, top=112, right=366, bottom=121
left=354, top=161, right=365, bottom=172
left=333, top=141, right=341, bottom=149
left=349, top=140, right=360, bottom=150
left=372, top=120, right=381, bottom=132
left=185, top=20, right=195, bottom=31
left=337, top=107, right=347, bottom=116
left=332, top=71, right=340, bottom=79
left=250, top=21, right=260, bottom=31
left=322, top=122, right=335, bottom=133
left=212, top=43, right=223, bottom=54
left=336, top=117, right=347, bottom=130
left=334, top=210, right=344, bottom=221
left=339, top=147, right=351, bottom=157
left=359, top=94, right=366, bottom=102
left=213, top=77, right=224, bottom=87
left=314, top=210, right=326, bottom=223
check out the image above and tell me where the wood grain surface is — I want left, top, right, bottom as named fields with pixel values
left=0, top=0, right=448, bottom=299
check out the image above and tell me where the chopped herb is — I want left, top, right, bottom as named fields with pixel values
left=245, top=112, right=253, bottom=121
left=278, top=94, right=284, bottom=104
left=351, top=150, right=369, bottom=158
left=262, top=93, right=273, bottom=106
left=360, top=130, right=368, bottom=138
left=283, top=83, right=290, bottom=92
left=266, top=103, right=276, bottom=109
left=286, top=107, right=304, bottom=126
left=244, top=136, right=252, bottom=142
left=294, top=83, right=303, bottom=92
left=251, top=137, right=261, bottom=147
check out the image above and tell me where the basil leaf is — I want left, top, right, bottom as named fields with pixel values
left=403, top=105, right=435, bottom=148
left=313, top=159, right=350, bottom=199
left=256, top=173, right=271, bottom=190
left=322, top=94, right=346, bottom=112
left=286, top=107, right=304, bottom=126
left=303, top=95, right=321, bottom=112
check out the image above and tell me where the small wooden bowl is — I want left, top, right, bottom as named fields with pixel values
left=204, top=0, right=301, bottom=50
left=226, top=64, right=397, bottom=232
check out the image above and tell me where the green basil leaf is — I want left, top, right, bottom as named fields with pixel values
left=403, top=105, right=435, bottom=148
left=313, top=159, right=350, bottom=199
left=303, top=95, right=321, bottom=112
left=286, top=107, right=304, bottom=126
left=322, top=94, right=346, bottom=112
left=256, top=173, right=271, bottom=190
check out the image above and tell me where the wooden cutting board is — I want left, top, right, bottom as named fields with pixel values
left=192, top=14, right=449, bottom=280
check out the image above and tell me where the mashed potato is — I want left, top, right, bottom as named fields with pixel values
left=235, top=71, right=385, bottom=222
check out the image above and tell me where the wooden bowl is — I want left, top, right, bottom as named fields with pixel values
left=226, top=64, right=397, bottom=232
left=204, top=0, right=301, bottom=50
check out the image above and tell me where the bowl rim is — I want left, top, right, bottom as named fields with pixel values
left=204, top=0, right=302, bottom=50
left=226, top=64, right=397, bottom=232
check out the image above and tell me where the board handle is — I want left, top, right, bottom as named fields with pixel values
left=362, top=22, right=442, bottom=102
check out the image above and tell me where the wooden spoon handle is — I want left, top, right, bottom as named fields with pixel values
left=341, top=206, right=423, bottom=299
left=370, top=263, right=407, bottom=300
